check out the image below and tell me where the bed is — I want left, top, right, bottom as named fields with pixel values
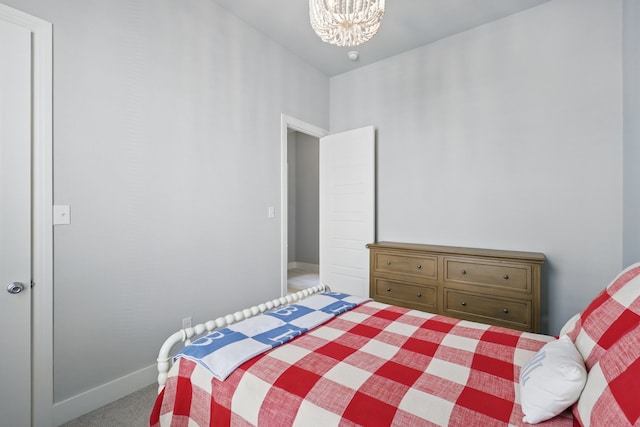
left=150, top=263, right=640, bottom=426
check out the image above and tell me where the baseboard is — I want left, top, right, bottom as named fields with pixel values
left=52, top=363, right=157, bottom=426
left=288, top=262, right=319, bottom=273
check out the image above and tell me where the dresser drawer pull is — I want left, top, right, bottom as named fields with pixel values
left=386, top=288, right=391, bottom=292
left=417, top=293, right=422, bottom=297
left=461, top=301, right=467, bottom=307
left=503, top=308, right=509, bottom=314
left=417, top=264, right=422, bottom=270
left=461, top=269, right=467, bottom=275
left=503, top=274, right=509, bottom=280
left=386, top=260, right=391, bottom=265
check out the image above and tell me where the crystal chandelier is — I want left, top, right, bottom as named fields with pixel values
left=309, top=0, right=385, bottom=47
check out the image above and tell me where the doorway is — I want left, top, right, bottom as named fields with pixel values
left=280, top=115, right=328, bottom=296
left=287, top=130, right=321, bottom=293
left=280, top=115, right=376, bottom=298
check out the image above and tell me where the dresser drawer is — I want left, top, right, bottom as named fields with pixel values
left=444, top=258, right=530, bottom=293
left=443, top=289, right=531, bottom=330
left=373, top=278, right=437, bottom=311
left=374, top=252, right=437, bottom=280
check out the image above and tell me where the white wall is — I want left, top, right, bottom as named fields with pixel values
left=624, top=0, right=640, bottom=267
left=2, top=0, right=329, bottom=419
left=330, top=0, right=623, bottom=334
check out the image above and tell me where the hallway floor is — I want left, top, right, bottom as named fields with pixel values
left=287, top=267, right=320, bottom=293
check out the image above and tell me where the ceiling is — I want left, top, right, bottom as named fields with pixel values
left=211, top=0, right=552, bottom=77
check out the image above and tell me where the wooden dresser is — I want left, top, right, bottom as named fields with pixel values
left=367, top=242, right=544, bottom=332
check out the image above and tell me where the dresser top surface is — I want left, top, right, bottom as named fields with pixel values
left=367, top=241, right=545, bottom=263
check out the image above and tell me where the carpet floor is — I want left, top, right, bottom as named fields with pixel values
left=59, top=384, right=157, bottom=427
left=287, top=267, right=320, bottom=293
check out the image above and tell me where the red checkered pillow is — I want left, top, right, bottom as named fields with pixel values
left=572, top=322, right=640, bottom=426
left=564, top=263, right=640, bottom=370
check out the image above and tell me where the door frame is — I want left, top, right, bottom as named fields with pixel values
left=280, top=114, right=327, bottom=296
left=0, top=4, right=53, bottom=426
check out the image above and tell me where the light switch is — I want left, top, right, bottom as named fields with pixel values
left=53, top=205, right=71, bottom=225
left=267, top=206, right=275, bottom=218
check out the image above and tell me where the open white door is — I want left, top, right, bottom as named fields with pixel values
left=320, top=126, right=375, bottom=297
left=0, top=16, right=32, bottom=427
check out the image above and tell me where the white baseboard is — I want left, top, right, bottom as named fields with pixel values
left=52, top=363, right=157, bottom=426
left=288, top=262, right=319, bottom=273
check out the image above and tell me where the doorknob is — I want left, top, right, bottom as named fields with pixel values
left=6, top=282, right=25, bottom=294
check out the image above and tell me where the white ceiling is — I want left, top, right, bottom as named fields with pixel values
left=211, top=0, right=552, bottom=77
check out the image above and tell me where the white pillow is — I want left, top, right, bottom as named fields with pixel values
left=519, top=335, right=587, bottom=424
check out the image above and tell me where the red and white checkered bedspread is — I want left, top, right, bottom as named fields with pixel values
left=150, top=301, right=578, bottom=426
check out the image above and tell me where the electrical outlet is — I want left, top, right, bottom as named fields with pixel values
left=182, top=317, right=192, bottom=329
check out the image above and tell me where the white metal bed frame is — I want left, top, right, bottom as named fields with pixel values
left=155, top=284, right=330, bottom=392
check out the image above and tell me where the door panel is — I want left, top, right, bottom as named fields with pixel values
left=0, top=17, right=32, bottom=427
left=320, top=126, right=375, bottom=297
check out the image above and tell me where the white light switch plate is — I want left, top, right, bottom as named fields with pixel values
left=53, top=205, right=71, bottom=225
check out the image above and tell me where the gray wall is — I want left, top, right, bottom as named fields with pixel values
left=287, top=131, right=320, bottom=266
left=330, top=0, right=624, bottom=335
left=3, top=0, right=329, bottom=406
left=287, top=132, right=297, bottom=261
left=294, top=132, right=320, bottom=264
left=624, top=0, right=640, bottom=267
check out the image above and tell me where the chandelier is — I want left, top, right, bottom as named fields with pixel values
left=309, top=0, right=386, bottom=47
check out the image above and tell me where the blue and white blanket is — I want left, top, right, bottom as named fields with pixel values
left=174, top=292, right=370, bottom=380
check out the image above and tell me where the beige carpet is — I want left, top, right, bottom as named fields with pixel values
left=287, top=267, right=320, bottom=293
left=60, top=384, right=157, bottom=427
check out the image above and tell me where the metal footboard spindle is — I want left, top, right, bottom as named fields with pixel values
left=156, top=284, right=330, bottom=392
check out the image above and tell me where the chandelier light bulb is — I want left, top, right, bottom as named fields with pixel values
left=309, top=0, right=385, bottom=47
